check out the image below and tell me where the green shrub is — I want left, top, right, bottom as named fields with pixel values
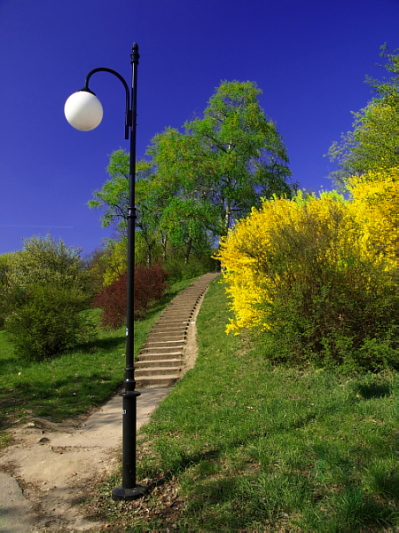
left=164, top=254, right=217, bottom=282
left=5, top=284, right=96, bottom=361
left=258, top=214, right=398, bottom=372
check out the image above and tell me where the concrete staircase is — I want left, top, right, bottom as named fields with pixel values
left=135, top=272, right=219, bottom=388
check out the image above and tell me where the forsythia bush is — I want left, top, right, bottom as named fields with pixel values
left=347, top=168, right=398, bottom=263
left=216, top=169, right=398, bottom=371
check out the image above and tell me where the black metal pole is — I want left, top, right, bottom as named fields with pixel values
left=67, top=44, right=146, bottom=501
left=112, top=43, right=146, bottom=501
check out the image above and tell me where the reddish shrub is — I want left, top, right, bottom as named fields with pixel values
left=135, top=265, right=169, bottom=315
left=93, top=266, right=169, bottom=328
left=93, top=273, right=127, bottom=328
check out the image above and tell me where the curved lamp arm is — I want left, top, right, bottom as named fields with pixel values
left=82, top=67, right=131, bottom=139
left=64, top=42, right=139, bottom=140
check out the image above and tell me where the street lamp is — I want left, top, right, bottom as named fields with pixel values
left=65, top=43, right=146, bottom=501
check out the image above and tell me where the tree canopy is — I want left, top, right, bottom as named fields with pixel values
left=89, top=80, right=293, bottom=265
left=328, top=46, right=399, bottom=185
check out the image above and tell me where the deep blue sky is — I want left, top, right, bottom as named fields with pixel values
left=0, top=0, right=398, bottom=257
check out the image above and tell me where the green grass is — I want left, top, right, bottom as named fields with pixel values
left=0, top=278, right=196, bottom=448
left=89, top=279, right=398, bottom=532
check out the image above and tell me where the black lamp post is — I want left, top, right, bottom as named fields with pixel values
left=65, top=43, right=146, bottom=501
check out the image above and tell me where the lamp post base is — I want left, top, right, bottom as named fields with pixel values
left=112, top=484, right=147, bottom=501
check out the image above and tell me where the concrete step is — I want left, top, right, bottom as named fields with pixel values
left=137, top=350, right=183, bottom=361
left=155, top=318, right=190, bottom=325
left=153, top=324, right=189, bottom=330
left=140, top=342, right=185, bottom=355
left=157, top=315, right=193, bottom=322
left=167, top=304, right=197, bottom=309
left=135, top=366, right=181, bottom=377
left=140, top=352, right=183, bottom=359
left=136, top=374, right=180, bottom=387
left=145, top=338, right=185, bottom=343
left=150, top=325, right=188, bottom=333
left=154, top=317, right=189, bottom=323
left=146, top=331, right=186, bottom=341
left=141, top=343, right=184, bottom=351
left=167, top=301, right=197, bottom=307
left=135, top=358, right=182, bottom=368
left=137, top=352, right=183, bottom=361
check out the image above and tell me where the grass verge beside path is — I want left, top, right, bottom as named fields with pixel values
left=0, top=278, right=196, bottom=449
left=90, top=279, right=398, bottom=532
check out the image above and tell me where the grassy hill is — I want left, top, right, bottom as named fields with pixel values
left=1, top=278, right=397, bottom=531
left=89, top=279, right=398, bottom=532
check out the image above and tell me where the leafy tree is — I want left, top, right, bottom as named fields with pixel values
left=101, top=239, right=128, bottom=286
left=149, top=81, right=293, bottom=236
left=4, top=236, right=96, bottom=360
left=88, top=154, right=167, bottom=265
left=135, top=171, right=172, bottom=264
left=160, top=196, right=214, bottom=263
left=328, top=46, right=399, bottom=185
left=82, top=247, right=109, bottom=295
left=88, top=150, right=134, bottom=237
left=88, top=81, right=293, bottom=266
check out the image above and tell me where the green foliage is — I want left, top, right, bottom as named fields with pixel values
left=4, top=236, right=96, bottom=361
left=101, top=238, right=128, bottom=286
left=260, top=272, right=398, bottom=373
left=7, top=235, right=87, bottom=287
left=163, top=253, right=217, bottom=283
left=259, top=204, right=397, bottom=372
left=5, top=284, right=96, bottom=361
left=0, top=253, right=15, bottom=328
left=328, top=45, right=399, bottom=185
left=88, top=81, right=293, bottom=270
left=88, top=149, right=131, bottom=235
left=151, top=80, right=293, bottom=237
left=82, top=247, right=109, bottom=295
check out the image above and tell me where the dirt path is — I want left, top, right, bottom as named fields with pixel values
left=0, top=273, right=218, bottom=532
left=0, top=388, right=171, bottom=532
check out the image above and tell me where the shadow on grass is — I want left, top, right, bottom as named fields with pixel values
left=356, top=382, right=392, bottom=399
left=5, top=374, right=121, bottom=422
left=83, top=335, right=125, bottom=353
left=0, top=353, right=18, bottom=375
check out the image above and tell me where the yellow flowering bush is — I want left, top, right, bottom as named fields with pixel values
left=216, top=173, right=398, bottom=370
left=347, top=168, right=399, bottom=263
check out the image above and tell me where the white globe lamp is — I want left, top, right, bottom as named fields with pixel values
left=64, top=90, right=103, bottom=131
